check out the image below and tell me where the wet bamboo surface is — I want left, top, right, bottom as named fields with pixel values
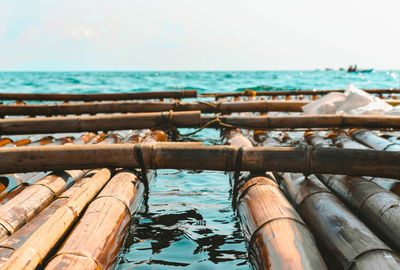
left=0, top=170, right=85, bottom=242
left=44, top=130, right=168, bottom=269
left=1, top=144, right=400, bottom=178
left=0, top=173, right=94, bottom=267
left=0, top=89, right=197, bottom=101
left=0, top=168, right=112, bottom=270
left=224, top=129, right=327, bottom=269
left=277, top=173, right=400, bottom=269
left=305, top=132, right=400, bottom=252
left=44, top=170, right=143, bottom=270
left=350, top=129, right=400, bottom=151
left=329, top=132, right=400, bottom=196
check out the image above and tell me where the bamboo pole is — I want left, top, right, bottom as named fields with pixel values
left=5, top=113, right=400, bottom=135
left=329, top=132, right=400, bottom=196
left=0, top=133, right=97, bottom=203
left=44, top=171, right=143, bottom=270
left=0, top=144, right=399, bottom=177
left=0, top=168, right=112, bottom=270
left=350, top=129, right=400, bottom=151
left=200, top=88, right=400, bottom=98
left=4, top=99, right=400, bottom=116
left=0, top=170, right=86, bottom=242
left=0, top=90, right=197, bottom=101
left=43, top=130, right=167, bottom=269
left=0, top=100, right=308, bottom=115
left=277, top=173, right=400, bottom=269
left=0, top=176, right=91, bottom=267
left=224, top=129, right=327, bottom=269
left=0, top=111, right=201, bottom=134
left=305, top=132, right=400, bottom=252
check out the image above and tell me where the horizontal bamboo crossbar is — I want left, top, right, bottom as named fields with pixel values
left=200, top=88, right=400, bottom=97
left=0, top=144, right=399, bottom=178
left=3, top=100, right=400, bottom=116
left=0, top=90, right=197, bottom=101
left=0, top=100, right=307, bottom=115
left=3, top=113, right=400, bottom=134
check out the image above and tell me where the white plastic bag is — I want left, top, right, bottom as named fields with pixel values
left=302, top=84, right=393, bottom=115
left=336, top=84, right=392, bottom=115
left=302, top=92, right=347, bottom=114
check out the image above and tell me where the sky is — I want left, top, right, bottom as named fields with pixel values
left=1, top=0, right=400, bottom=71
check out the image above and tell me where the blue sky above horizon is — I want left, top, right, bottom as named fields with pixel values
left=1, top=0, right=400, bottom=71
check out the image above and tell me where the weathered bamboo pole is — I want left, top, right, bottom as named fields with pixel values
left=44, top=171, right=143, bottom=270
left=329, top=132, right=400, bottom=196
left=0, top=111, right=201, bottom=134
left=224, top=129, right=327, bottom=269
left=0, top=90, right=197, bottom=101
left=277, top=173, right=400, bottom=269
left=0, top=144, right=400, bottom=177
left=350, top=129, right=400, bottom=151
left=0, top=100, right=308, bottom=115
left=0, top=133, right=97, bottom=203
left=0, top=170, right=86, bottom=242
left=200, top=88, right=400, bottom=98
left=0, top=174, right=94, bottom=267
left=5, top=113, right=400, bottom=135
left=0, top=168, right=112, bottom=270
left=42, top=130, right=167, bottom=269
left=328, top=132, right=370, bottom=149
left=305, top=132, right=400, bottom=252
left=4, top=99, right=400, bottom=116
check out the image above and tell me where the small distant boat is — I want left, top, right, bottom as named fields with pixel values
left=347, top=65, right=374, bottom=73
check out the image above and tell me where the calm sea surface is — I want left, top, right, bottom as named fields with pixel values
left=0, top=71, right=399, bottom=269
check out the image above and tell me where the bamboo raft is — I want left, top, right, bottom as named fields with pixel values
left=0, top=90, right=399, bottom=270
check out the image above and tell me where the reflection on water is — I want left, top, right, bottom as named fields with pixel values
left=115, top=170, right=249, bottom=269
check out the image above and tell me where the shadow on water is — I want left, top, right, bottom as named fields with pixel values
left=115, top=170, right=250, bottom=269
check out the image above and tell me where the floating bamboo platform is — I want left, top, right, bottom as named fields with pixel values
left=0, top=91, right=399, bottom=270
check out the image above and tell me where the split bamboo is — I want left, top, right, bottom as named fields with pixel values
left=224, top=129, right=327, bottom=269
left=305, top=132, right=400, bottom=252
left=277, top=173, right=400, bottom=269
left=350, top=129, right=400, bottom=151
left=0, top=144, right=400, bottom=178
left=0, top=168, right=112, bottom=270
left=0, top=90, right=197, bottom=101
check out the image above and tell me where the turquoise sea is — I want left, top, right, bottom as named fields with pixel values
left=0, top=70, right=399, bottom=269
